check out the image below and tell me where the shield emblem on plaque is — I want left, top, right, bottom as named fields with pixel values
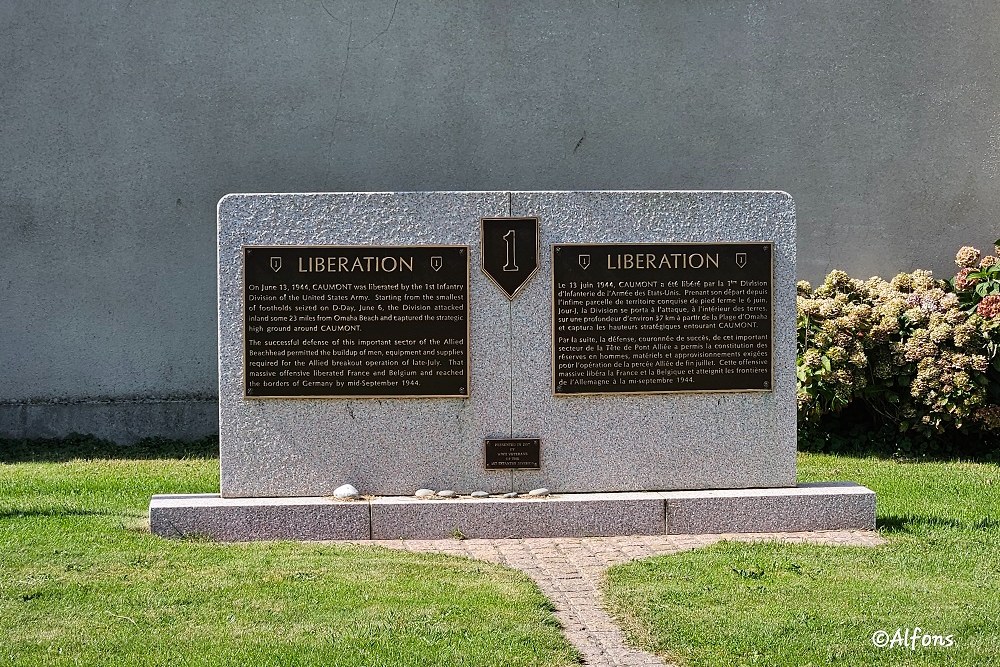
left=430, top=256, right=443, bottom=272
left=270, top=257, right=282, bottom=272
left=578, top=254, right=591, bottom=270
left=735, top=253, right=747, bottom=269
left=480, top=217, right=539, bottom=300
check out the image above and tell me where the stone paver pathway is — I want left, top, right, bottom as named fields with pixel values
left=360, top=531, right=884, bottom=667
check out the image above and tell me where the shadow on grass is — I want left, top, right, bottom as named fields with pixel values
left=0, top=507, right=145, bottom=519
left=0, top=434, right=219, bottom=463
left=798, top=408, right=1000, bottom=463
left=877, top=514, right=1000, bottom=534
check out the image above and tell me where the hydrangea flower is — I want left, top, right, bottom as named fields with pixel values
left=976, top=405, right=1000, bottom=429
left=976, top=295, right=1000, bottom=319
left=954, top=267, right=979, bottom=291
left=955, top=246, right=981, bottom=268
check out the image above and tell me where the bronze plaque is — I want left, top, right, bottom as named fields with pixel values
left=484, top=438, right=541, bottom=470
left=552, top=242, right=773, bottom=395
left=243, top=245, right=469, bottom=398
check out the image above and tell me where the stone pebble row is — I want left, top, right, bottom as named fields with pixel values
left=332, top=483, right=551, bottom=499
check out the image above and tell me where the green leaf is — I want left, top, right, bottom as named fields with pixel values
left=821, top=355, right=832, bottom=372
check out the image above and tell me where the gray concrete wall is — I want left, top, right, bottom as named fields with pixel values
left=3, top=1, right=999, bottom=441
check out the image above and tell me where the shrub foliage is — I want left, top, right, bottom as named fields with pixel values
left=797, top=242, right=1000, bottom=455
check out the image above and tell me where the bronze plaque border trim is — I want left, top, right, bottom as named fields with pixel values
left=550, top=241, right=776, bottom=397
left=484, top=438, right=542, bottom=470
left=241, top=244, right=472, bottom=400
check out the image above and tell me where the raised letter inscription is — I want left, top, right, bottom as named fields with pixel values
left=484, top=439, right=541, bottom=470
left=244, top=245, right=469, bottom=398
left=553, top=242, right=773, bottom=395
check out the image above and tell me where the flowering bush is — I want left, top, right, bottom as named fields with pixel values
left=951, top=241, right=1000, bottom=311
left=797, top=243, right=1000, bottom=449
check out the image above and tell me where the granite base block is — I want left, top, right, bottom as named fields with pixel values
left=370, top=492, right=665, bottom=540
left=149, top=483, right=875, bottom=541
left=663, top=482, right=876, bottom=534
left=149, top=494, right=371, bottom=541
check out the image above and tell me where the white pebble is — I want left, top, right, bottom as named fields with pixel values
left=333, top=484, right=359, bottom=499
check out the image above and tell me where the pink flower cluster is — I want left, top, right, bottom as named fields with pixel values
left=954, top=267, right=979, bottom=291
left=977, top=295, right=1000, bottom=319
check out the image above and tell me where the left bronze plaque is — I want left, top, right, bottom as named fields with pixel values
left=243, top=246, right=469, bottom=398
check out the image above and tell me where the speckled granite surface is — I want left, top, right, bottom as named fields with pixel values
left=217, top=191, right=796, bottom=497
left=149, top=483, right=875, bottom=540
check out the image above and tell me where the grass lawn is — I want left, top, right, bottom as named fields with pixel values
left=604, top=452, right=1000, bottom=666
left=0, top=449, right=579, bottom=667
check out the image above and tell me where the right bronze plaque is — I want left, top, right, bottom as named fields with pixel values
left=552, top=242, right=773, bottom=395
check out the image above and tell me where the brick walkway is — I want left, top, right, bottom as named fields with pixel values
left=363, top=531, right=884, bottom=667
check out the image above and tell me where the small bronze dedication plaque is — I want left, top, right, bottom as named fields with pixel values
left=244, top=245, right=469, bottom=398
left=484, top=439, right=541, bottom=470
left=553, top=242, right=773, bottom=395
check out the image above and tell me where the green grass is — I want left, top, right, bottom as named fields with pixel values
left=604, top=452, right=1000, bottom=666
left=8, top=439, right=998, bottom=667
left=0, top=453, right=579, bottom=667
